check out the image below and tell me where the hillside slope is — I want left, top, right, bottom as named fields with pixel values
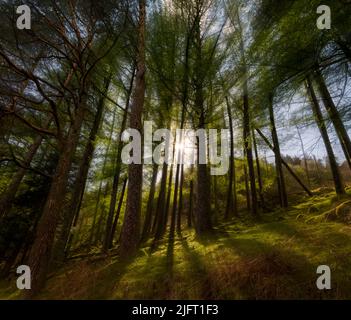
left=1, top=189, right=351, bottom=300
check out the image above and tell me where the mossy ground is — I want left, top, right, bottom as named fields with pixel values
left=1, top=189, right=351, bottom=300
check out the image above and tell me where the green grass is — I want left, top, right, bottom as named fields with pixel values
left=1, top=189, right=351, bottom=299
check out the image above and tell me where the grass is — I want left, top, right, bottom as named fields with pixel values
left=1, top=188, right=351, bottom=299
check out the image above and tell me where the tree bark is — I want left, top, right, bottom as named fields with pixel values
left=296, top=125, right=311, bottom=188
left=88, top=109, right=117, bottom=247
left=53, top=76, right=110, bottom=263
left=188, top=179, right=194, bottom=228
left=252, top=128, right=265, bottom=207
left=268, top=95, right=288, bottom=208
left=225, top=97, right=237, bottom=219
left=103, top=69, right=135, bottom=251
left=141, top=164, right=158, bottom=242
left=26, top=93, right=88, bottom=297
left=119, top=0, right=146, bottom=258
left=237, top=10, right=258, bottom=217
left=243, top=159, right=251, bottom=211
left=177, top=164, right=184, bottom=233
left=305, top=76, right=345, bottom=195
left=153, top=162, right=169, bottom=241
left=109, top=177, right=128, bottom=248
left=314, top=68, right=351, bottom=171
left=170, top=105, right=186, bottom=239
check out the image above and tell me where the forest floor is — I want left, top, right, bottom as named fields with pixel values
left=1, top=187, right=351, bottom=300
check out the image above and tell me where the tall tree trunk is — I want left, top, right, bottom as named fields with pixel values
left=153, top=162, right=168, bottom=240
left=177, top=163, right=184, bottom=233
left=169, top=163, right=179, bottom=240
left=53, top=76, right=111, bottom=263
left=242, top=90, right=258, bottom=216
left=119, top=0, right=146, bottom=258
left=296, top=125, right=311, bottom=188
left=213, top=175, right=219, bottom=223
left=196, top=162, right=212, bottom=234
left=94, top=182, right=110, bottom=246
left=237, top=11, right=258, bottom=217
left=225, top=97, right=237, bottom=219
left=314, top=68, right=351, bottom=171
left=163, top=163, right=174, bottom=235
left=252, top=128, right=265, bottom=207
left=268, top=94, right=288, bottom=208
left=26, top=94, right=88, bottom=297
left=306, top=76, right=345, bottom=195
left=243, top=160, right=251, bottom=211
left=102, top=111, right=127, bottom=251
left=188, top=179, right=194, bottom=228
left=194, top=104, right=213, bottom=234
left=141, top=164, right=158, bottom=242
left=88, top=109, right=117, bottom=247
left=175, top=23, right=191, bottom=235
left=109, top=177, right=128, bottom=248
left=170, top=105, right=186, bottom=239
left=313, top=155, right=322, bottom=183
left=103, top=69, right=135, bottom=251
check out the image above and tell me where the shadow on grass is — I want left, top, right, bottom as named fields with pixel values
left=179, top=235, right=221, bottom=299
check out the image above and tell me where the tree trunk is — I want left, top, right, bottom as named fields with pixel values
left=188, top=179, right=194, bottom=228
left=88, top=109, right=117, bottom=247
left=252, top=128, right=265, bottom=208
left=26, top=94, right=88, bottom=297
left=237, top=11, right=258, bottom=217
left=102, top=109, right=128, bottom=251
left=169, top=163, right=179, bottom=240
left=177, top=164, right=184, bottom=233
left=305, top=76, right=345, bottom=195
left=225, top=97, right=237, bottom=219
left=93, top=182, right=110, bottom=246
left=170, top=105, right=186, bottom=239
left=213, top=175, right=219, bottom=223
left=119, top=0, right=146, bottom=258
left=103, top=69, right=134, bottom=251
left=164, top=163, right=174, bottom=235
left=268, top=95, right=288, bottom=208
left=243, top=160, right=251, bottom=211
left=314, top=68, right=351, bottom=171
left=54, top=76, right=110, bottom=263
left=153, top=162, right=168, bottom=241
left=141, top=164, right=158, bottom=242
left=313, top=155, right=322, bottom=183
left=109, top=177, right=128, bottom=248
left=296, top=125, right=311, bottom=188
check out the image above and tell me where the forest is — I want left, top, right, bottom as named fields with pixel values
left=0, top=0, right=351, bottom=300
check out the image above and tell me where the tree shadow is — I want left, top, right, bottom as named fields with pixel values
left=179, top=235, right=222, bottom=299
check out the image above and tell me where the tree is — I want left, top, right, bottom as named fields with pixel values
left=119, top=0, right=146, bottom=258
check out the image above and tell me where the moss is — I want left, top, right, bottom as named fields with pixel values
left=1, top=191, right=351, bottom=299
